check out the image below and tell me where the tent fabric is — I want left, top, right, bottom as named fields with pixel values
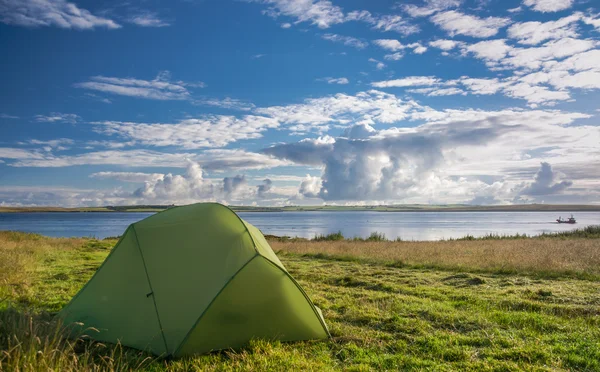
left=58, top=203, right=329, bottom=357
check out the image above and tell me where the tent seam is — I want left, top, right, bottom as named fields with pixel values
left=260, top=256, right=331, bottom=338
left=217, top=203, right=260, bottom=255
left=57, top=226, right=132, bottom=318
left=131, top=224, right=170, bottom=356
left=172, top=253, right=260, bottom=357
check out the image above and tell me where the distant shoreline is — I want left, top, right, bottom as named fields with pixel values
left=1, top=204, right=599, bottom=213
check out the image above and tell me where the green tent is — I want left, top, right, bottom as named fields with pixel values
left=58, top=203, right=329, bottom=357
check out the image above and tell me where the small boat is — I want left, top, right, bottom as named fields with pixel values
left=556, top=215, right=576, bottom=224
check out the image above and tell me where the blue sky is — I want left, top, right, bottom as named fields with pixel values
left=1, top=0, right=599, bottom=206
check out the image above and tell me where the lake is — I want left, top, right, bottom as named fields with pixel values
left=1, top=211, right=599, bottom=241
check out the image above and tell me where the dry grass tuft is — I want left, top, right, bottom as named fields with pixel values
left=271, top=238, right=600, bottom=278
left=0, top=308, right=154, bottom=371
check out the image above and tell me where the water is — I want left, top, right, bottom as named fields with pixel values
left=1, top=211, right=599, bottom=241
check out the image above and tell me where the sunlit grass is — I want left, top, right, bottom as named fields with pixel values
left=1, top=230, right=599, bottom=370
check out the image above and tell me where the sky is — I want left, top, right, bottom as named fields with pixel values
left=0, top=0, right=599, bottom=207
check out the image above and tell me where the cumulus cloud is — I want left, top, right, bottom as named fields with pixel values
left=262, top=108, right=595, bottom=203
left=430, top=10, right=511, bottom=38
left=520, top=162, right=573, bottom=195
left=131, top=162, right=286, bottom=204
left=298, top=175, right=322, bottom=198
left=257, top=179, right=273, bottom=197
left=0, top=0, right=120, bottom=29
left=75, top=71, right=205, bottom=101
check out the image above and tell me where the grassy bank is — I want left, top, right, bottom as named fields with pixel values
left=1, top=231, right=599, bottom=370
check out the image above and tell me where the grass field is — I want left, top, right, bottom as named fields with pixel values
left=1, top=231, right=599, bottom=371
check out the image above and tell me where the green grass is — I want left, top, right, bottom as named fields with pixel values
left=1, top=231, right=600, bottom=371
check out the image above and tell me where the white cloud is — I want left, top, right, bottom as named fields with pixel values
left=374, top=39, right=427, bottom=54
left=523, top=0, right=573, bottom=13
left=412, top=44, right=428, bottom=54
left=0, top=113, right=19, bottom=119
left=373, top=39, right=405, bottom=51
left=318, top=77, right=349, bottom=84
left=372, top=76, right=441, bottom=88
left=520, top=162, right=572, bottom=195
left=462, top=37, right=597, bottom=72
left=24, top=138, right=74, bottom=151
left=368, top=58, right=386, bottom=70
left=197, top=149, right=291, bottom=171
left=8, top=150, right=195, bottom=168
left=90, top=172, right=164, bottom=183
left=373, top=73, right=573, bottom=106
left=0, top=148, right=46, bottom=160
left=131, top=161, right=292, bottom=204
left=92, top=115, right=279, bottom=149
left=346, top=10, right=420, bottom=36
left=582, top=14, right=600, bottom=30
left=321, top=33, right=368, bottom=49
left=195, top=97, right=256, bottom=111
left=4, top=147, right=289, bottom=171
left=0, top=0, right=120, bottom=29
left=262, top=108, right=596, bottom=203
left=34, top=113, right=80, bottom=124
left=370, top=15, right=420, bottom=36
left=127, top=12, right=170, bottom=27
left=281, top=22, right=291, bottom=28
left=507, top=13, right=581, bottom=45
left=254, top=90, right=423, bottom=133
left=298, top=175, right=322, bottom=197
left=427, top=87, right=466, bottom=96
left=402, top=0, right=462, bottom=18
left=428, top=39, right=463, bottom=51
left=254, top=0, right=345, bottom=28
left=75, top=71, right=205, bottom=101
left=431, top=10, right=511, bottom=38
left=384, top=52, right=404, bottom=61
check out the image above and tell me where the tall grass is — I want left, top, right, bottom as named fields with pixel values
left=272, top=236, right=600, bottom=279
left=0, top=308, right=154, bottom=371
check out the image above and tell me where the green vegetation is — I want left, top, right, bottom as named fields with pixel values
left=275, top=225, right=600, bottom=243
left=1, top=231, right=599, bottom=370
left=313, top=231, right=345, bottom=241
